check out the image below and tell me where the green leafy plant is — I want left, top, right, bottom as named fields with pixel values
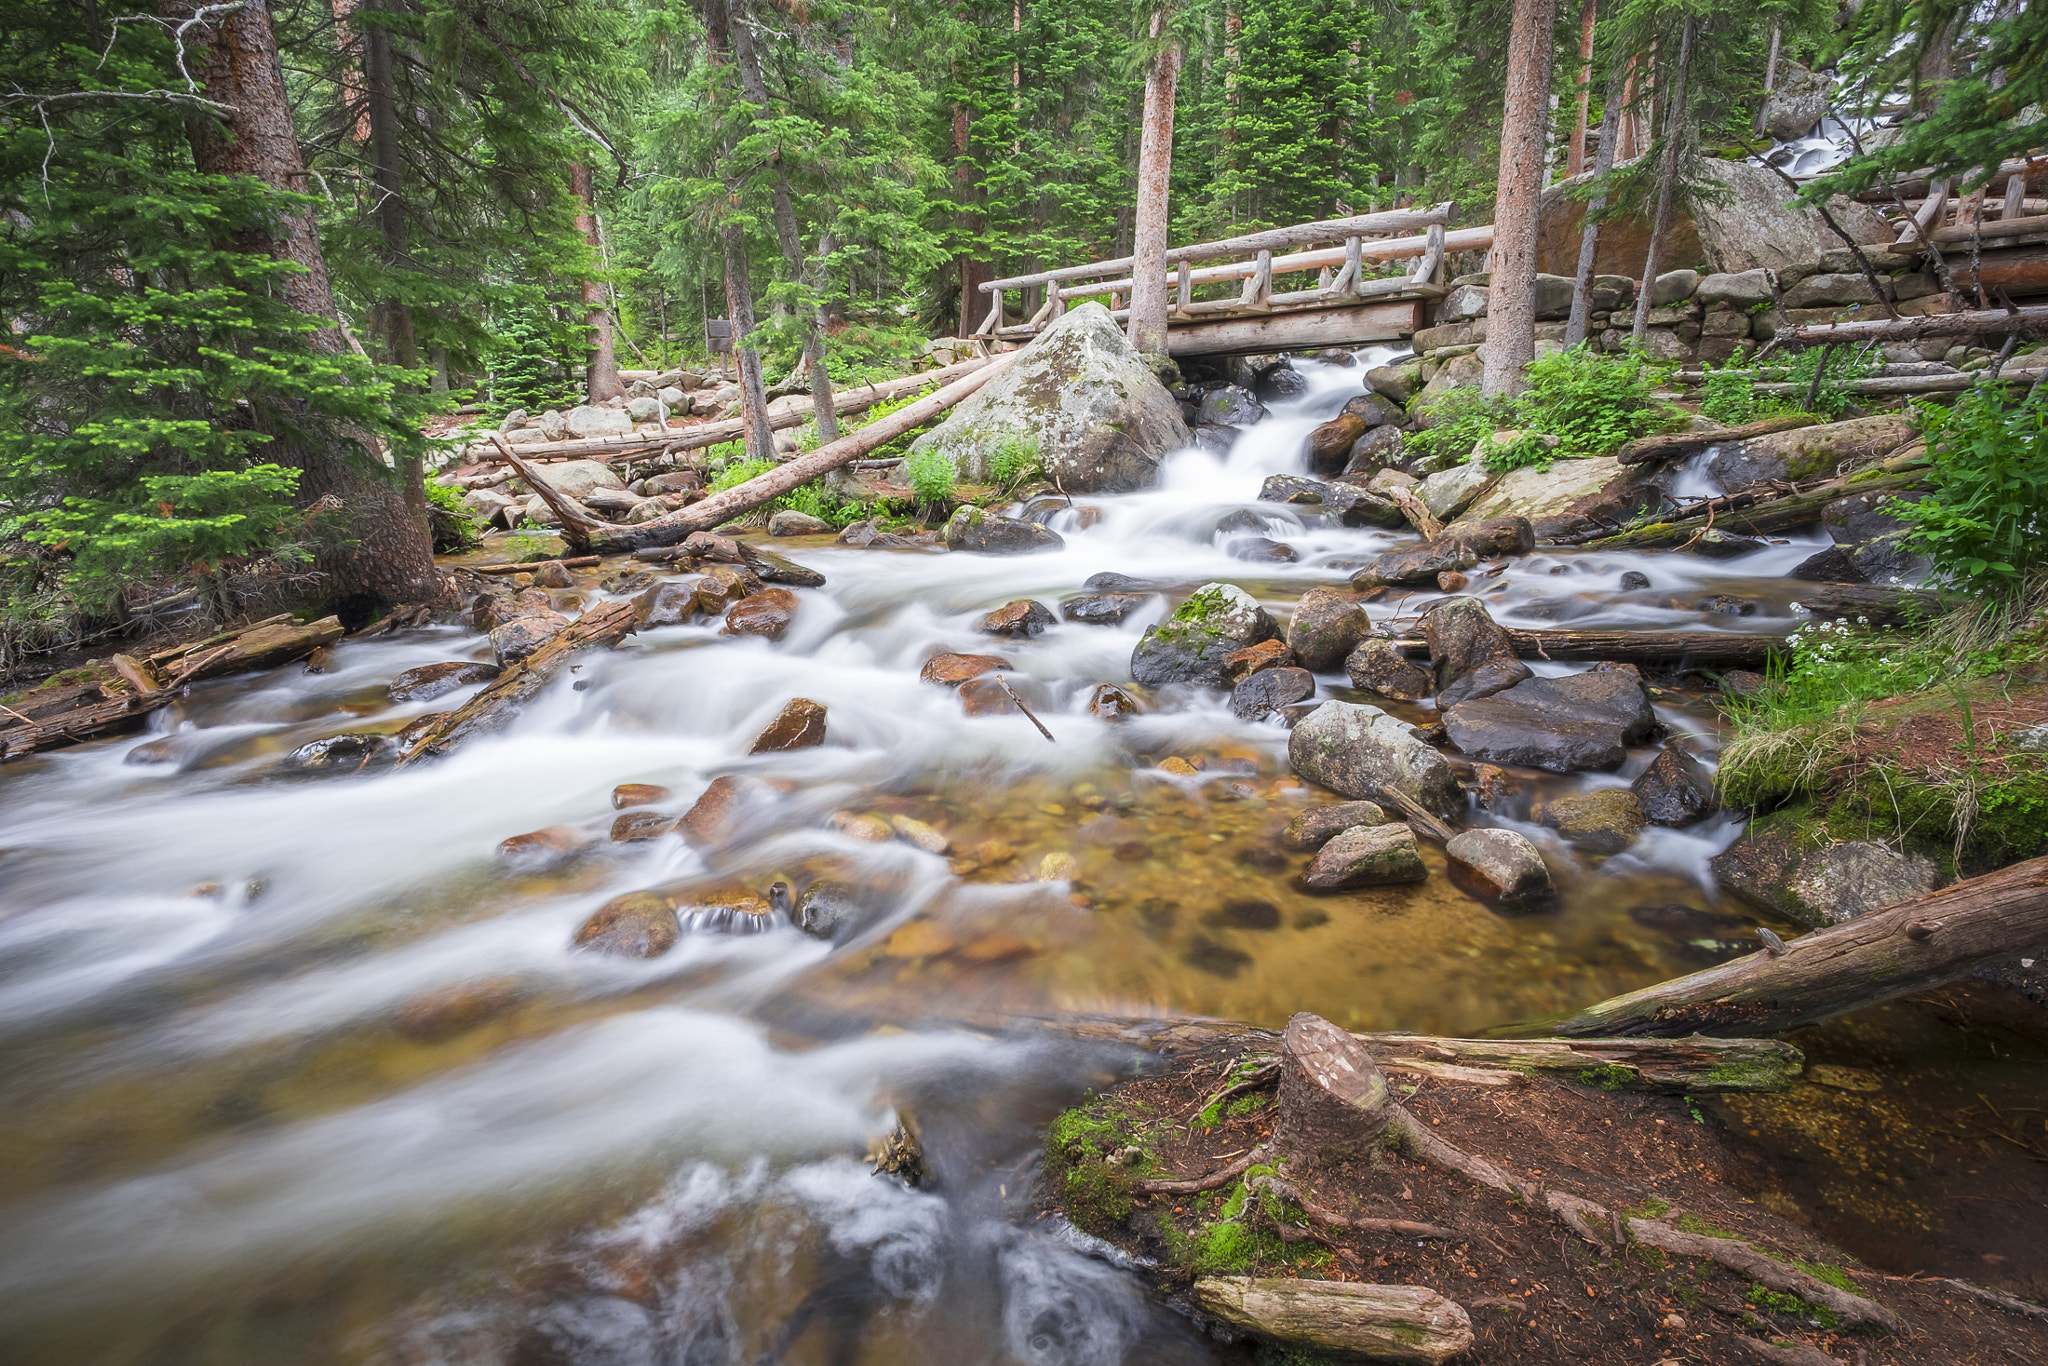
left=424, top=479, right=481, bottom=553
left=1702, top=360, right=1762, bottom=426
left=503, top=532, right=557, bottom=564
left=1891, top=384, right=2048, bottom=599
left=988, top=433, right=1042, bottom=486
left=1780, top=344, right=1879, bottom=421
left=1403, top=388, right=1518, bottom=469
left=1501, top=343, right=1680, bottom=463
left=905, top=444, right=958, bottom=503
left=707, top=458, right=777, bottom=494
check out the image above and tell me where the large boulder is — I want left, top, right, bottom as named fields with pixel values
left=1760, top=61, right=1830, bottom=142
left=1288, top=700, right=1464, bottom=819
left=1425, top=596, right=1532, bottom=706
left=1442, top=669, right=1659, bottom=773
left=1454, top=456, right=1642, bottom=536
left=943, top=506, right=1065, bottom=554
left=1130, top=583, right=1279, bottom=688
left=1711, top=814, right=1943, bottom=929
left=1708, top=413, right=1917, bottom=488
left=1259, top=474, right=1405, bottom=528
left=1286, top=588, right=1371, bottom=672
left=564, top=406, right=634, bottom=440
left=905, top=303, right=1189, bottom=493
left=522, top=458, right=626, bottom=501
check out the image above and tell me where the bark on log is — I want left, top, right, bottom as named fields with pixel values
left=1793, top=583, right=1948, bottom=626
left=1765, top=305, right=2048, bottom=347
left=1501, top=629, right=1788, bottom=669
left=1628, top=1219, right=1902, bottom=1331
left=1742, top=374, right=2036, bottom=398
left=514, top=355, right=1018, bottom=553
left=1949, top=246, right=2048, bottom=297
left=1552, top=855, right=2048, bottom=1037
left=1613, top=416, right=1819, bottom=466
left=1572, top=466, right=1928, bottom=552
left=472, top=557, right=603, bottom=575
left=1361, top=1033, right=1803, bottom=1092
left=1192, top=1278, right=1474, bottom=1365
left=395, top=600, right=638, bottom=764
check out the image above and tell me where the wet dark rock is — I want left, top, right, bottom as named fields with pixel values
left=1216, top=508, right=1268, bottom=535
left=1472, top=764, right=1524, bottom=815
left=1255, top=364, right=1309, bottom=402
left=682, top=530, right=745, bottom=563
left=1445, top=828, right=1554, bottom=910
left=1281, top=800, right=1389, bottom=851
left=978, top=599, right=1057, bottom=637
left=725, top=588, right=799, bottom=641
left=572, top=890, right=680, bottom=958
left=1343, top=425, right=1405, bottom=475
left=1211, top=896, right=1283, bottom=927
left=1130, top=583, right=1279, bottom=689
left=1444, top=516, right=1537, bottom=558
left=1694, top=594, right=1756, bottom=616
left=1087, top=683, right=1139, bottom=719
left=1631, top=745, right=1719, bottom=826
left=610, top=810, right=676, bottom=842
left=612, top=783, right=671, bottom=809
left=959, top=677, right=1019, bottom=715
left=920, top=651, right=1011, bottom=686
left=1720, top=669, right=1768, bottom=697
left=696, top=563, right=765, bottom=614
left=1711, top=815, right=1942, bottom=928
left=124, top=737, right=183, bottom=765
left=497, top=825, right=590, bottom=870
left=1790, top=544, right=1868, bottom=583
left=387, top=661, right=500, bottom=703
left=1197, top=385, right=1266, bottom=426
left=1619, top=570, right=1652, bottom=590
left=1425, top=596, right=1533, bottom=706
left=1304, top=413, right=1369, bottom=475
left=943, top=507, right=1065, bottom=554
left=1628, top=903, right=1759, bottom=964
left=1848, top=532, right=1931, bottom=586
left=1286, top=587, right=1371, bottom=672
left=1684, top=528, right=1768, bottom=559
left=1442, top=669, right=1660, bottom=773
left=1191, top=425, right=1239, bottom=454
left=302, top=645, right=336, bottom=674
left=1304, top=823, right=1426, bottom=889
left=1086, top=571, right=1176, bottom=593
left=1277, top=702, right=1323, bottom=727
left=1823, top=489, right=1922, bottom=545
left=738, top=542, right=827, bottom=588
left=1542, top=788, right=1648, bottom=853
left=749, top=697, right=828, bottom=753
left=489, top=610, right=569, bottom=665
left=1229, top=665, right=1314, bottom=721
left=1061, top=593, right=1149, bottom=626
left=1288, top=700, right=1464, bottom=817
left=601, top=570, right=657, bottom=595
left=1222, top=638, right=1295, bottom=686
left=1184, top=936, right=1254, bottom=977
left=634, top=579, right=704, bottom=627
left=795, top=879, right=873, bottom=940
left=1350, top=540, right=1479, bottom=589
left=1227, top=536, right=1299, bottom=563
left=1341, top=393, right=1402, bottom=428
left=280, top=732, right=395, bottom=773
left=1257, top=474, right=1405, bottom=528
left=1345, top=638, right=1436, bottom=700
left=531, top=561, right=576, bottom=589
left=678, top=774, right=778, bottom=845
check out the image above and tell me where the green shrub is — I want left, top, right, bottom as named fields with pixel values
left=1408, top=345, right=1677, bottom=475
left=424, top=478, right=481, bottom=553
left=1701, top=360, right=1761, bottom=426
left=707, top=458, right=776, bottom=494
left=1891, top=384, right=2048, bottom=600
left=988, top=433, right=1043, bottom=486
left=1403, top=389, right=1518, bottom=469
left=905, top=444, right=957, bottom=502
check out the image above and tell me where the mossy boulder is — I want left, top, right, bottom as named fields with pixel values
left=1130, top=583, right=1280, bottom=688
left=1289, top=700, right=1465, bottom=818
left=1710, top=807, right=1943, bottom=928
left=907, top=302, right=1190, bottom=494
left=1707, top=412, right=1917, bottom=488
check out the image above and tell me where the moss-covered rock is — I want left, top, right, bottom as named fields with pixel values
left=1710, top=806, right=1943, bottom=928
left=1130, top=583, right=1280, bottom=688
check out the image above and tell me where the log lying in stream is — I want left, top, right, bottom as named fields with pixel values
left=1572, top=460, right=1928, bottom=553
left=1503, top=628, right=1787, bottom=668
left=1791, top=582, right=1950, bottom=626
left=1551, top=854, right=2048, bottom=1038
left=1612, top=415, right=1818, bottom=467
left=395, top=599, right=638, bottom=764
left=512, top=353, right=1019, bottom=554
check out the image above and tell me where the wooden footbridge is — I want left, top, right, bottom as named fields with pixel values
left=969, top=205, right=1494, bottom=356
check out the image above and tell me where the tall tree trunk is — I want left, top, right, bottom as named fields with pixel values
left=1565, top=62, right=1628, bottom=348
left=1127, top=1, right=1181, bottom=358
left=953, top=102, right=991, bottom=333
left=729, top=0, right=838, bottom=436
left=165, top=0, right=437, bottom=616
left=702, top=0, right=775, bottom=462
left=1481, top=0, right=1558, bottom=397
left=1630, top=15, right=1695, bottom=344
left=1754, top=24, right=1781, bottom=134
left=571, top=162, right=624, bottom=402
left=807, top=234, right=840, bottom=442
left=1566, top=0, right=1595, bottom=177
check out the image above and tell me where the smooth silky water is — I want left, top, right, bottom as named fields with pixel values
left=0, top=356, right=1868, bottom=1363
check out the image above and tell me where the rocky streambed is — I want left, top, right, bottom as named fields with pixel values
left=0, top=348, right=2043, bottom=1364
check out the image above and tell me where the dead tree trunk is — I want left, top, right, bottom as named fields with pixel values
left=1564, top=62, right=1627, bottom=348
left=571, top=162, right=625, bottom=403
left=1127, top=0, right=1182, bottom=358
left=166, top=0, right=438, bottom=616
left=1630, top=14, right=1694, bottom=343
left=1553, top=855, right=2048, bottom=1037
left=1566, top=0, right=1596, bottom=178
left=1481, top=0, right=1558, bottom=396
left=701, top=0, right=775, bottom=462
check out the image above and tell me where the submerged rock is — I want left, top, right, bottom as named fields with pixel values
left=1304, top=823, right=1427, bottom=889
left=1281, top=801, right=1390, bottom=851
left=489, top=610, right=569, bottom=665
left=280, top=733, right=395, bottom=773
left=1446, top=828, right=1553, bottom=911
left=572, top=890, right=680, bottom=958
left=496, top=825, right=590, bottom=870
left=1229, top=666, right=1314, bottom=721
left=1632, top=745, right=1719, bottom=826
left=749, top=697, right=828, bottom=753
left=1226, top=535, right=1299, bottom=563
left=920, top=651, right=1011, bottom=686
left=1129, top=583, right=1280, bottom=689
left=1288, top=700, right=1464, bottom=818
left=1061, top=592, right=1149, bottom=626
left=1442, top=669, right=1659, bottom=773
left=1087, top=683, right=1139, bottom=719
left=978, top=599, right=1057, bottom=637
left=678, top=774, right=778, bottom=845
left=387, top=661, right=500, bottom=703
left=1542, top=788, right=1649, bottom=853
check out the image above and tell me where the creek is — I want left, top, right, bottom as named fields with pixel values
left=0, top=355, right=2039, bottom=1363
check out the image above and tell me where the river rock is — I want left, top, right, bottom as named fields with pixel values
left=682, top=530, right=745, bottom=563
left=920, top=651, right=1010, bottom=686
left=1288, top=700, right=1464, bottom=818
left=678, top=774, right=778, bottom=844
left=1442, top=669, right=1659, bottom=773
left=1197, top=384, right=1267, bottom=427
left=1455, top=457, right=1640, bottom=536
left=1425, top=596, right=1533, bottom=706
left=1304, top=413, right=1368, bottom=475
left=634, top=579, right=704, bottom=627
left=1281, top=801, right=1389, bottom=851
left=1193, top=1277, right=1471, bottom=1364
left=490, top=610, right=569, bottom=665
left=697, top=563, right=765, bottom=612
left=1759, top=59, right=1829, bottom=140
left=725, top=589, right=799, bottom=641
left=1344, top=425, right=1405, bottom=475
left=1366, top=361, right=1422, bottom=404
left=564, top=406, right=634, bottom=440
left=1130, top=583, right=1279, bottom=688
left=1445, top=828, right=1553, bottom=910
left=1304, top=823, right=1426, bottom=889
left=1696, top=269, right=1774, bottom=308
left=1711, top=817, right=1943, bottom=928
left=979, top=599, right=1056, bottom=637
left=767, top=509, right=831, bottom=536
left=1419, top=462, right=1497, bottom=521
left=280, top=732, right=395, bottom=773
left=959, top=677, right=1019, bottom=715
left=906, top=303, right=1188, bottom=493
left=1344, top=639, right=1436, bottom=700
left=1224, top=638, right=1296, bottom=684
left=1542, top=788, right=1648, bottom=853
left=387, top=661, right=500, bottom=703
left=612, top=783, right=671, bottom=809
left=738, top=543, right=827, bottom=588
left=943, top=507, right=1065, bottom=554
left=1227, top=536, right=1298, bottom=562
left=1229, top=666, right=1314, bottom=721
left=1349, top=540, right=1478, bottom=589
left=1631, top=745, right=1719, bottom=826
left=1256, top=364, right=1309, bottom=402
left=1258, top=474, right=1405, bottom=528
left=1087, top=683, right=1139, bottom=719
left=496, top=825, right=590, bottom=870
left=1286, top=587, right=1371, bottom=672
left=749, top=697, right=827, bottom=752
left=1061, top=592, right=1148, bottom=626
left=1445, top=515, right=1536, bottom=557
left=1684, top=528, right=1768, bottom=559
left=1342, top=393, right=1402, bottom=427
left=1789, top=544, right=1866, bottom=584
left=572, top=891, right=680, bottom=958
left=610, top=810, right=676, bottom=842
left=1707, top=413, right=1917, bottom=487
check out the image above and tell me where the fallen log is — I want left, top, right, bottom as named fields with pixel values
left=1192, top=1277, right=1474, bottom=1365
left=514, top=354, right=1020, bottom=554
left=471, top=556, right=603, bottom=575
left=1741, top=372, right=2032, bottom=398
left=1613, top=415, right=1818, bottom=467
left=1792, top=582, right=1949, bottom=626
left=1857, top=156, right=2046, bottom=203
left=1572, top=464, right=1927, bottom=553
left=1550, top=854, right=2048, bottom=1038
left=1764, top=304, right=2048, bottom=347
left=394, top=600, right=638, bottom=764
left=1932, top=211, right=2048, bottom=244
left=1502, top=628, right=1787, bottom=669
left=1628, top=1219, right=1901, bottom=1331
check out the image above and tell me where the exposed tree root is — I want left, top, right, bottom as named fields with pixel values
left=1132, top=1145, right=1270, bottom=1194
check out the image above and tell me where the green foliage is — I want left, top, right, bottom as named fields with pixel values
left=905, top=445, right=958, bottom=503
left=1575, top=1064, right=1635, bottom=1091
left=1043, top=1098, right=1151, bottom=1237
left=485, top=310, right=581, bottom=415
left=988, top=434, right=1043, bottom=487
left=708, top=459, right=778, bottom=495
left=1892, top=385, right=2048, bottom=599
left=1410, top=346, right=1677, bottom=475
left=1702, top=360, right=1765, bottom=426
left=1746, top=1284, right=1839, bottom=1329
left=424, top=479, right=481, bottom=553
left=1404, top=389, right=1520, bottom=470
left=503, top=533, right=558, bottom=564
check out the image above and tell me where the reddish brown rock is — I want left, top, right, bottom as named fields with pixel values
left=394, top=978, right=526, bottom=1040
left=977, top=599, right=1057, bottom=637
left=1224, top=638, right=1298, bottom=685
left=610, top=810, right=676, bottom=842
left=634, top=580, right=703, bottom=628
left=1087, top=683, right=1138, bottom=719
left=725, top=588, right=799, bottom=641
left=920, top=651, right=1012, bottom=686
left=749, top=697, right=828, bottom=752
left=960, top=677, right=1020, bottom=716
left=388, top=661, right=500, bottom=703
left=678, top=775, right=777, bottom=845
left=495, top=825, right=589, bottom=870
left=612, top=783, right=671, bottom=809
left=572, top=891, right=681, bottom=958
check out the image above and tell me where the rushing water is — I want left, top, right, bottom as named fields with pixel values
left=0, top=355, right=1964, bottom=1362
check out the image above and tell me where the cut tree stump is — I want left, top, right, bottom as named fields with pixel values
left=395, top=600, right=638, bottom=764
left=1193, top=1278, right=1473, bottom=1365
left=1551, top=854, right=2048, bottom=1037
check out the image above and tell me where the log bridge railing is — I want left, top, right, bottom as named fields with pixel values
left=970, top=204, right=1495, bottom=356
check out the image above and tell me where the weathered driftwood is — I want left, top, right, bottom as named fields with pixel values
left=1743, top=372, right=2033, bottom=398
left=1767, top=304, right=2048, bottom=347
left=1628, top=1219, right=1902, bottom=1331
left=1552, top=854, right=2048, bottom=1037
left=1793, top=582, right=1949, bottom=626
left=1613, top=415, right=1818, bottom=466
left=512, top=355, right=1019, bottom=554
left=2, top=615, right=343, bottom=761
left=1573, top=465, right=1927, bottom=553
left=472, top=556, right=603, bottom=575
left=1501, top=628, right=1788, bottom=669
left=395, top=600, right=638, bottom=764
left=1192, top=1277, right=1473, bottom=1365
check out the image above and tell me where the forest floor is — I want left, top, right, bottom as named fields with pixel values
left=1039, top=1024, right=2048, bottom=1365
